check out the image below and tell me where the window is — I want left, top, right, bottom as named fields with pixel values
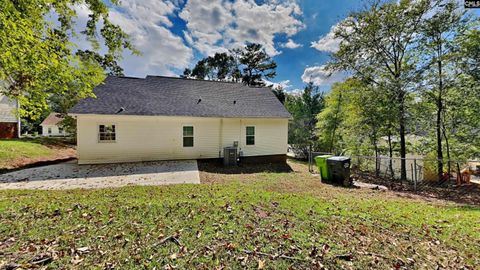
left=183, top=126, right=194, bottom=147
left=246, top=126, right=255, bottom=145
left=48, top=128, right=52, bottom=134
left=58, top=127, right=63, bottom=134
left=99, top=124, right=116, bottom=142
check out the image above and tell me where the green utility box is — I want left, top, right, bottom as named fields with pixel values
left=314, top=155, right=333, bottom=181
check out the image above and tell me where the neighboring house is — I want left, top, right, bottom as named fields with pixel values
left=0, top=93, right=20, bottom=139
left=40, top=112, right=68, bottom=137
left=70, top=76, right=291, bottom=165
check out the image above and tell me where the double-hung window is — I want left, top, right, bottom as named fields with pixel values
left=99, top=124, right=116, bottom=142
left=246, top=126, right=255, bottom=145
left=183, top=126, right=194, bottom=147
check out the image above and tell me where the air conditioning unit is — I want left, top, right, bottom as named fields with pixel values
left=223, top=146, right=238, bottom=166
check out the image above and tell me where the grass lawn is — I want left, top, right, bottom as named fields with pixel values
left=0, top=138, right=75, bottom=170
left=0, top=161, right=478, bottom=269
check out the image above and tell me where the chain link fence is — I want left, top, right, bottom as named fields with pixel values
left=308, top=151, right=480, bottom=192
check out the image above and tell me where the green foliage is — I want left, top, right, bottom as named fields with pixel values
left=20, top=109, right=51, bottom=135
left=182, top=53, right=240, bottom=82
left=457, top=29, right=480, bottom=81
left=271, top=86, right=286, bottom=104
left=0, top=0, right=137, bottom=119
left=316, top=81, right=350, bottom=155
left=286, top=83, right=324, bottom=157
left=183, top=43, right=276, bottom=87
left=329, top=0, right=436, bottom=179
left=323, top=0, right=479, bottom=172
left=237, top=43, right=277, bottom=86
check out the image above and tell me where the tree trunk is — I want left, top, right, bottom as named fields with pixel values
left=329, top=92, right=342, bottom=154
left=374, top=139, right=379, bottom=177
left=436, top=41, right=444, bottom=180
left=398, top=94, right=407, bottom=181
left=388, top=129, right=394, bottom=178
left=442, top=114, right=451, bottom=176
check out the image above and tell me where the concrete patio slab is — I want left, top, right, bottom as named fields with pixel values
left=0, top=160, right=200, bottom=190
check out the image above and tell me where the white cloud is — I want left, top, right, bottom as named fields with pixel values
left=108, top=0, right=193, bottom=76
left=281, top=39, right=303, bottom=49
left=301, top=65, right=347, bottom=86
left=70, top=0, right=305, bottom=77
left=287, top=88, right=303, bottom=96
left=264, top=79, right=292, bottom=89
left=311, top=23, right=341, bottom=53
left=180, top=0, right=304, bottom=56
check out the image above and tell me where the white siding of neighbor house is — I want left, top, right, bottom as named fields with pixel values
left=76, top=114, right=288, bottom=164
left=41, top=125, right=67, bottom=137
left=0, top=94, right=18, bottom=123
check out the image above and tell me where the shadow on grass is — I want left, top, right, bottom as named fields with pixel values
left=198, top=159, right=293, bottom=175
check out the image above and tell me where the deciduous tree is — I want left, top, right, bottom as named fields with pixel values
left=0, top=0, right=137, bottom=119
left=329, top=0, right=437, bottom=180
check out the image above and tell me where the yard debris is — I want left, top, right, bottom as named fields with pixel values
left=257, top=259, right=265, bottom=269
left=334, top=253, right=354, bottom=261
left=0, top=263, right=19, bottom=270
left=0, top=160, right=478, bottom=269
left=242, top=249, right=307, bottom=262
left=76, top=246, right=90, bottom=254
left=29, top=253, right=53, bottom=266
left=158, top=234, right=182, bottom=246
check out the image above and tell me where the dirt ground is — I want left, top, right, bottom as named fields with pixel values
left=352, top=170, right=480, bottom=206
left=0, top=139, right=76, bottom=172
left=198, top=159, right=480, bottom=206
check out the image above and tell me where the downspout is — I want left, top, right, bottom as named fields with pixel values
left=239, top=119, right=243, bottom=156
left=219, top=118, right=223, bottom=158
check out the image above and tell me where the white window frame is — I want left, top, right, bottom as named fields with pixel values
left=98, top=124, right=116, bottom=143
left=182, top=125, right=194, bottom=148
left=245, top=126, right=255, bottom=146
left=48, top=127, right=52, bottom=134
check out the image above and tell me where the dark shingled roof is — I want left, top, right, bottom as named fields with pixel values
left=70, top=76, right=291, bottom=118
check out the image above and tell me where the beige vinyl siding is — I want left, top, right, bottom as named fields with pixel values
left=239, top=119, right=288, bottom=157
left=0, top=94, right=18, bottom=123
left=41, top=125, right=66, bottom=136
left=76, top=114, right=288, bottom=164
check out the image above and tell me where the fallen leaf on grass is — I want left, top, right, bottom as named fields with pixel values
left=257, top=259, right=265, bottom=269
left=77, top=246, right=90, bottom=253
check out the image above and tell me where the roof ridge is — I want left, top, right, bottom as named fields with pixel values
left=145, top=75, right=240, bottom=85
left=145, top=75, right=269, bottom=88
left=109, top=75, right=271, bottom=89
left=109, top=75, right=144, bottom=80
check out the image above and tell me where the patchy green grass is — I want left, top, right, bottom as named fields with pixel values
left=0, top=138, right=75, bottom=170
left=0, top=139, right=53, bottom=167
left=0, top=161, right=479, bottom=269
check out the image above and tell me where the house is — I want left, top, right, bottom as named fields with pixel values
left=40, top=112, right=68, bottom=136
left=69, top=76, right=291, bottom=165
left=0, top=93, right=20, bottom=139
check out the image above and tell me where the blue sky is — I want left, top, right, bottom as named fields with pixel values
left=76, top=0, right=477, bottom=93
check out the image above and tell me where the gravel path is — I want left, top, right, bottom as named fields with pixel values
left=0, top=160, right=200, bottom=190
